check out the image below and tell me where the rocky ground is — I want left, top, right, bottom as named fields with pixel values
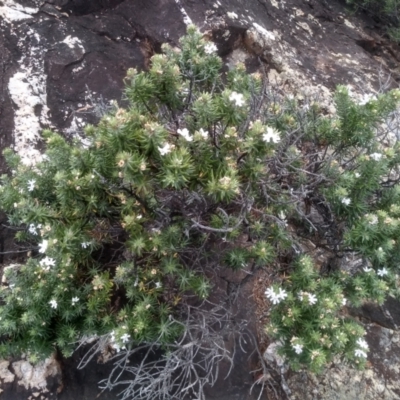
left=2, top=0, right=400, bottom=399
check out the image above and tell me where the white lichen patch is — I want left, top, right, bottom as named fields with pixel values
left=344, top=19, right=356, bottom=29
left=0, top=361, right=15, bottom=384
left=253, top=22, right=275, bottom=41
left=65, top=115, right=93, bottom=148
left=0, top=0, right=37, bottom=23
left=331, top=52, right=343, bottom=59
left=72, top=60, right=86, bottom=74
left=297, top=21, right=313, bottom=36
left=63, top=35, right=85, bottom=53
left=225, top=48, right=248, bottom=70
left=174, top=0, right=192, bottom=25
left=8, top=27, right=51, bottom=166
left=308, top=14, right=322, bottom=28
left=294, top=8, right=304, bottom=17
left=268, top=64, right=335, bottom=114
left=348, top=58, right=360, bottom=65
left=270, top=0, right=279, bottom=9
left=8, top=69, right=48, bottom=164
left=65, top=115, right=86, bottom=135
left=227, top=11, right=238, bottom=19
left=12, top=354, right=61, bottom=391
left=6, top=21, right=61, bottom=166
left=264, top=341, right=285, bottom=367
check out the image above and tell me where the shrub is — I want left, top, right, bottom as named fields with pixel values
left=0, top=26, right=400, bottom=384
left=346, top=0, right=400, bottom=42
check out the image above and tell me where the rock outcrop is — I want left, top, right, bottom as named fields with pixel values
left=1, top=0, right=400, bottom=398
left=0, top=355, right=61, bottom=400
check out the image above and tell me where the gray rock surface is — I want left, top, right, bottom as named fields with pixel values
left=1, top=0, right=400, bottom=399
left=287, top=324, right=400, bottom=399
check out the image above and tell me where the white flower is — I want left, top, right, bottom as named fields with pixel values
left=262, top=127, right=281, bottom=144
left=204, top=42, right=218, bottom=54
left=342, top=297, right=347, bottom=306
left=359, top=93, right=376, bottom=105
left=341, top=197, right=351, bottom=205
left=367, top=214, right=378, bottom=225
left=38, top=240, right=48, bottom=254
left=308, top=293, right=318, bottom=305
left=356, top=338, right=369, bottom=350
left=177, top=128, right=193, bottom=141
left=28, top=224, right=41, bottom=235
left=81, top=242, right=91, bottom=249
left=354, top=172, right=361, bottom=178
left=109, top=331, right=128, bottom=352
left=120, top=333, right=131, bottom=343
left=354, top=349, right=368, bottom=358
left=27, top=179, right=36, bottom=192
left=370, top=153, right=383, bottom=161
left=111, top=342, right=122, bottom=353
left=158, top=143, right=173, bottom=156
left=377, top=268, right=388, bottom=277
left=265, top=287, right=287, bottom=305
left=39, top=257, right=56, bottom=271
left=292, top=343, right=303, bottom=354
left=49, top=299, right=57, bottom=309
left=278, top=289, right=288, bottom=301
left=198, top=128, right=208, bottom=139
left=363, top=267, right=373, bottom=273
left=155, top=282, right=162, bottom=289
left=41, top=256, right=55, bottom=266
left=229, top=91, right=245, bottom=107
left=219, top=176, right=232, bottom=189
left=265, top=288, right=277, bottom=303
left=71, top=297, right=79, bottom=305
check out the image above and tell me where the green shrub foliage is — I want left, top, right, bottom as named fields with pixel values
left=346, top=0, right=400, bottom=42
left=1, top=27, right=400, bottom=372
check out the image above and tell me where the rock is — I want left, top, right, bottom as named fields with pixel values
left=1, top=0, right=400, bottom=399
left=0, top=360, right=15, bottom=384
left=350, top=296, right=400, bottom=330
left=244, top=25, right=284, bottom=71
left=0, top=355, right=62, bottom=400
left=264, top=341, right=285, bottom=368
left=12, top=354, right=62, bottom=392
left=263, top=342, right=292, bottom=398
left=287, top=324, right=400, bottom=399
left=2, top=0, right=397, bottom=167
left=47, top=0, right=126, bottom=17
left=201, top=269, right=264, bottom=400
